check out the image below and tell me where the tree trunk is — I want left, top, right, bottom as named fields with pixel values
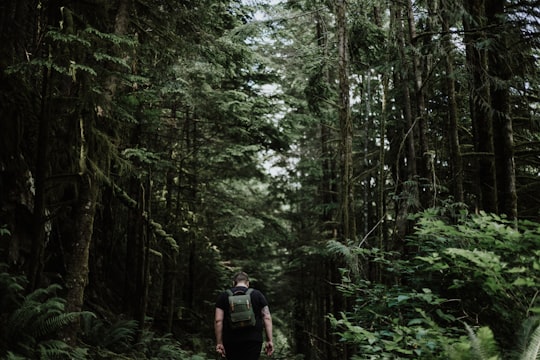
left=29, top=65, right=51, bottom=291
left=486, top=0, right=517, bottom=220
left=372, top=3, right=388, bottom=283
left=336, top=0, right=356, bottom=243
left=63, top=169, right=99, bottom=345
left=315, top=8, right=338, bottom=244
left=392, top=2, right=418, bottom=252
left=442, top=1, right=464, bottom=204
left=406, top=0, right=433, bottom=207
left=163, top=105, right=178, bottom=333
left=335, top=1, right=353, bottom=357
left=136, top=172, right=152, bottom=341
left=463, top=0, right=498, bottom=213
left=63, top=0, right=131, bottom=343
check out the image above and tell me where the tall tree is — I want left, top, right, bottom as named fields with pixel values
left=486, top=0, right=518, bottom=220
left=336, top=0, right=356, bottom=245
left=64, top=0, right=132, bottom=343
left=389, top=0, right=420, bottom=251
left=442, top=0, right=465, bottom=204
left=406, top=0, right=434, bottom=207
left=463, top=0, right=499, bottom=213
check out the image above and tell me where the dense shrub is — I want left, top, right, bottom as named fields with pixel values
left=330, top=210, right=540, bottom=359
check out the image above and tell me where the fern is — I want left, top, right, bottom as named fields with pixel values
left=1, top=280, right=93, bottom=358
left=465, top=324, right=501, bottom=360
left=38, top=339, right=88, bottom=360
left=5, top=352, right=27, bottom=360
left=519, top=318, right=540, bottom=360
left=6, top=284, right=90, bottom=340
left=0, top=268, right=26, bottom=312
left=81, top=316, right=138, bottom=352
left=45, top=30, right=91, bottom=47
left=101, top=319, right=138, bottom=350
left=84, top=26, right=137, bottom=46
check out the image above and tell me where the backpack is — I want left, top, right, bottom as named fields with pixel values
left=226, top=288, right=256, bottom=329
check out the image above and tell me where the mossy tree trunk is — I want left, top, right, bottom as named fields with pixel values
left=63, top=0, right=132, bottom=344
left=486, top=0, right=518, bottom=220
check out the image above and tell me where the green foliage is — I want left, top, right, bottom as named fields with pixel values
left=412, top=211, right=540, bottom=336
left=0, top=266, right=215, bottom=359
left=0, top=268, right=92, bottom=359
left=136, top=329, right=215, bottom=360
left=516, top=317, right=540, bottom=360
left=330, top=210, right=540, bottom=359
left=328, top=278, right=460, bottom=359
left=0, top=224, right=11, bottom=236
left=521, top=326, right=540, bottom=360
left=447, top=325, right=501, bottom=360
left=80, top=316, right=138, bottom=353
left=447, top=319, right=540, bottom=360
left=37, top=340, right=88, bottom=360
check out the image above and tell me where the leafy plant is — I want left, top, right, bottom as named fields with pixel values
left=80, top=315, right=138, bottom=353
left=329, top=210, right=540, bottom=359
left=137, top=329, right=214, bottom=360
left=412, top=211, right=540, bottom=346
left=328, top=280, right=461, bottom=359
left=0, top=267, right=92, bottom=359
left=448, top=319, right=540, bottom=360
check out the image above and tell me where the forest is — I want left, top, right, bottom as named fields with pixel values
left=0, top=0, right=539, bottom=359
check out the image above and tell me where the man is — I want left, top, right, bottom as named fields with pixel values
left=215, top=271, right=274, bottom=359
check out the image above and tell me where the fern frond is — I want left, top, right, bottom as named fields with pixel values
left=153, top=344, right=187, bottom=359
left=34, top=311, right=90, bottom=339
left=465, top=324, right=501, bottom=360
left=83, top=318, right=138, bottom=351
left=38, top=340, right=72, bottom=359
left=36, top=339, right=88, bottom=360
left=6, top=285, right=64, bottom=337
left=5, top=283, right=92, bottom=345
left=102, top=319, right=138, bottom=349
left=5, top=352, right=27, bottom=360
left=84, top=26, right=137, bottom=46
left=520, top=320, right=540, bottom=360
left=0, top=269, right=26, bottom=310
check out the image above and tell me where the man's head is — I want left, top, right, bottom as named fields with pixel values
left=232, top=271, right=250, bottom=286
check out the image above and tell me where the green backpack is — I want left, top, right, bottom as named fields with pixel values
left=226, top=288, right=256, bottom=329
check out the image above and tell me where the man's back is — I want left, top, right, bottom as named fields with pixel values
left=214, top=272, right=274, bottom=359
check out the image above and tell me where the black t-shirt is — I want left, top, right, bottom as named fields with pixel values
left=216, top=286, right=269, bottom=344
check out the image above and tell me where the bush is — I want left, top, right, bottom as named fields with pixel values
left=329, top=210, right=540, bottom=359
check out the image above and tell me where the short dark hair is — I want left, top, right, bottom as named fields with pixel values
left=232, top=271, right=249, bottom=285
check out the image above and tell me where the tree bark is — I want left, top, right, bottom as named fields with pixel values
left=29, top=64, right=51, bottom=291
left=336, top=0, right=356, bottom=243
left=406, top=0, right=433, bottom=207
left=486, top=0, right=518, bottom=220
left=463, top=0, right=498, bottom=213
left=63, top=0, right=132, bottom=344
left=391, top=2, right=418, bottom=252
left=442, top=1, right=464, bottom=204
left=315, top=8, right=338, bottom=244
left=64, top=170, right=99, bottom=345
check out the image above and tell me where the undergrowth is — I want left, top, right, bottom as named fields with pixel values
left=329, top=210, right=540, bottom=359
left=0, top=264, right=213, bottom=359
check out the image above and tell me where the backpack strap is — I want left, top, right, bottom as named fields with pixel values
left=227, top=288, right=253, bottom=296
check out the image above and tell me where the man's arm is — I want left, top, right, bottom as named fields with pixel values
left=262, top=305, right=274, bottom=356
left=214, top=307, right=226, bottom=357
